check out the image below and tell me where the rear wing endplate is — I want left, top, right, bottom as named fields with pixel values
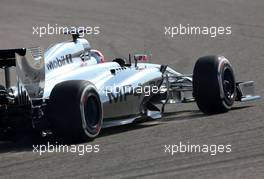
left=0, top=48, right=45, bottom=99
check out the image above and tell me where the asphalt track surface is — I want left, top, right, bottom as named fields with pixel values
left=0, top=0, right=264, bottom=178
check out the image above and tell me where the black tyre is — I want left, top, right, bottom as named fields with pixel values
left=193, top=56, right=236, bottom=114
left=48, top=80, right=103, bottom=143
left=0, top=85, right=5, bottom=90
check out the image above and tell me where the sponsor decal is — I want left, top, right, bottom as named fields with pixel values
left=46, top=54, right=73, bottom=70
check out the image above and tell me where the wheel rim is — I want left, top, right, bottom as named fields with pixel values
left=222, top=67, right=235, bottom=103
left=84, top=95, right=101, bottom=135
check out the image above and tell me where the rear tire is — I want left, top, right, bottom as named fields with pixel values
left=193, top=56, right=236, bottom=114
left=0, top=85, right=5, bottom=90
left=48, top=80, right=102, bottom=143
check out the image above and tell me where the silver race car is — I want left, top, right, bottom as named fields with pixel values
left=0, top=31, right=260, bottom=142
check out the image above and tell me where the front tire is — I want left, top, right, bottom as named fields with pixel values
left=48, top=80, right=103, bottom=143
left=193, top=56, right=236, bottom=114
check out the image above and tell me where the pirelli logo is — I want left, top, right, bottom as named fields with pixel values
left=46, top=54, right=73, bottom=70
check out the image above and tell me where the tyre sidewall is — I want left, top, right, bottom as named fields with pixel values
left=79, top=85, right=103, bottom=138
left=193, top=56, right=236, bottom=114
left=217, top=56, right=236, bottom=109
left=48, top=80, right=102, bottom=142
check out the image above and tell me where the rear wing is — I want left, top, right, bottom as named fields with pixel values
left=0, top=49, right=26, bottom=88
left=0, top=48, right=45, bottom=99
left=0, top=48, right=26, bottom=68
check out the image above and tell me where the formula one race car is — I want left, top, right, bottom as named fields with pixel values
left=0, top=30, right=260, bottom=142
